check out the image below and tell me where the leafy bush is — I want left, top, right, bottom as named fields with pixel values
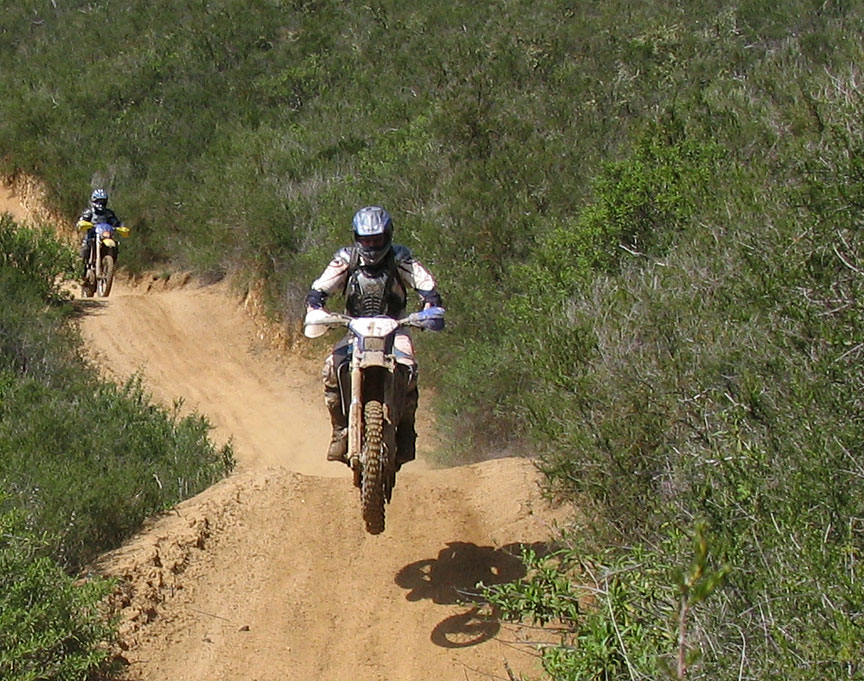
left=0, top=373, right=235, bottom=568
left=493, top=56, right=864, bottom=681
left=0, top=506, right=116, bottom=681
left=485, top=524, right=728, bottom=680
left=0, top=215, right=75, bottom=301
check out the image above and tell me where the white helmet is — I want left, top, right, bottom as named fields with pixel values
left=90, top=188, right=109, bottom=214
left=352, top=206, right=393, bottom=267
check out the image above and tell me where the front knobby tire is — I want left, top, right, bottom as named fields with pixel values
left=361, top=400, right=387, bottom=535
left=97, top=254, right=115, bottom=297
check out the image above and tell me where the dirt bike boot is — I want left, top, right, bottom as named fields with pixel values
left=395, top=380, right=419, bottom=471
left=324, top=387, right=348, bottom=463
left=395, top=421, right=416, bottom=471
left=327, top=428, right=348, bottom=462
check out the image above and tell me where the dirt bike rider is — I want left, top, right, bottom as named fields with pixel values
left=304, top=206, right=444, bottom=468
left=76, top=188, right=125, bottom=282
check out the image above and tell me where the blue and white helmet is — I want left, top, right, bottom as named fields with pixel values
left=90, top=188, right=109, bottom=213
left=352, top=205, right=393, bottom=267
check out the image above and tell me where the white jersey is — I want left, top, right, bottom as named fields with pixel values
left=310, top=244, right=438, bottom=318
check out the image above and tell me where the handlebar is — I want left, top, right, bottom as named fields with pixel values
left=76, top=220, right=130, bottom=237
left=303, top=306, right=445, bottom=339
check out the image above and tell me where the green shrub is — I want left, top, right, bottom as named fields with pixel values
left=0, top=506, right=116, bottom=681
left=487, top=57, right=864, bottom=680
left=0, top=215, right=76, bottom=301
left=0, top=374, right=234, bottom=569
left=485, top=524, right=728, bottom=680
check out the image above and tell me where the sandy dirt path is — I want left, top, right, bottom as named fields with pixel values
left=5, top=185, right=564, bottom=681
left=84, top=278, right=562, bottom=681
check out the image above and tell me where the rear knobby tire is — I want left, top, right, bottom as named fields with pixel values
left=361, top=400, right=386, bottom=535
left=97, top=254, right=115, bottom=297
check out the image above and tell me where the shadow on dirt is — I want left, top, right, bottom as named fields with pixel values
left=68, top=297, right=110, bottom=318
left=395, top=541, right=554, bottom=648
left=429, top=606, right=501, bottom=648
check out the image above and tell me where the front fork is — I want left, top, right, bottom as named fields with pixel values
left=345, top=361, right=398, bottom=468
left=347, top=364, right=363, bottom=465
left=94, top=237, right=102, bottom=279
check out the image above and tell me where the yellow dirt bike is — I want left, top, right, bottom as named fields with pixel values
left=78, top=220, right=129, bottom=297
left=304, top=306, right=445, bottom=534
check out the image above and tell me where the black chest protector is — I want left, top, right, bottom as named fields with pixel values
left=344, top=248, right=406, bottom=318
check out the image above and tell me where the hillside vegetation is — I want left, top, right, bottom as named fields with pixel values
left=2, top=0, right=863, bottom=678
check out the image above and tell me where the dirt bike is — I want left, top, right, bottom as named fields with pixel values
left=304, top=306, right=445, bottom=535
left=78, top=220, right=128, bottom=298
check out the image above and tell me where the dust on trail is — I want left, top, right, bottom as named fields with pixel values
left=5, top=185, right=567, bottom=680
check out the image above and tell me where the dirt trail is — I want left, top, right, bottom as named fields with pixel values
left=5, top=185, right=566, bottom=680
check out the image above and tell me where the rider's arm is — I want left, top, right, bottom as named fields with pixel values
left=394, top=247, right=444, bottom=330
left=394, top=247, right=442, bottom=308
left=110, top=213, right=131, bottom=235
left=76, top=209, right=93, bottom=230
left=305, top=250, right=350, bottom=310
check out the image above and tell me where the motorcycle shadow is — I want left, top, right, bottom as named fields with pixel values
left=395, top=540, right=555, bottom=648
left=430, top=605, right=501, bottom=648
